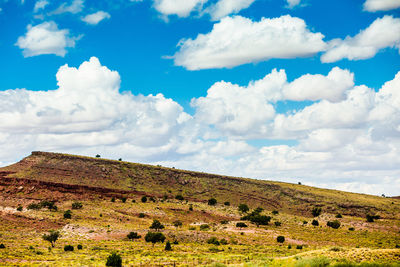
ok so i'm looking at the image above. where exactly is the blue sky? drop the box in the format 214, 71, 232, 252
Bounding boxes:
1, 0, 400, 195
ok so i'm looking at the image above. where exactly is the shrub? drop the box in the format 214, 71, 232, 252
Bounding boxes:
132, 199, 136, 203
288, 244, 292, 249
141, 196, 147, 203
106, 252, 122, 267
296, 245, 303, 249
207, 237, 220, 245
220, 239, 228, 245
165, 241, 172, 251
27, 203, 40, 210
127, 232, 141, 240
95, 154, 101, 158
327, 220, 341, 229
77, 244, 83, 250
189, 204, 193, 211
149, 197, 156, 202
238, 203, 249, 213
274, 221, 282, 227
111, 197, 115, 203
366, 214, 380, 222
138, 213, 145, 218
173, 240, 179, 245
121, 197, 127, 203
64, 245, 74, 251
312, 207, 322, 217
72, 202, 83, 209
173, 220, 182, 228
395, 244, 400, 248
272, 210, 279, 215
208, 198, 217, 206
224, 201, 230, 206
0, 244, 5, 249
277, 236, 285, 243
220, 220, 229, 224
246, 214, 271, 226
303, 220, 308, 225
145, 232, 165, 246
236, 222, 247, 229
312, 219, 319, 226
16, 205, 23, 211
149, 219, 164, 231
175, 194, 184, 201
335, 213, 343, 218
42, 230, 60, 247
200, 224, 210, 231
63, 210, 72, 219
348, 227, 355, 231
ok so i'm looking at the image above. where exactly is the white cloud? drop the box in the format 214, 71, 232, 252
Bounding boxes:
34, 0, 49, 12
286, 0, 301, 8
283, 67, 354, 102
321, 15, 400, 63
206, 0, 256, 21
2, 58, 400, 196
50, 0, 84, 15
153, 0, 207, 18
82, 11, 111, 25
363, 0, 400, 11
15, 21, 80, 57
173, 15, 326, 70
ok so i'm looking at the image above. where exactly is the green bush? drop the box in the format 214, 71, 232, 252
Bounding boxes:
208, 198, 217, 206
366, 214, 380, 222
312, 207, 322, 217
64, 245, 74, 251
27, 203, 40, 210
224, 201, 230, 206
71, 202, 83, 209
77, 244, 83, 250
335, 213, 343, 218
312, 219, 319, 226
145, 232, 165, 245
220, 239, 228, 245
277, 236, 285, 243
189, 204, 193, 211
127, 232, 141, 240
296, 245, 303, 249
42, 230, 60, 247
238, 203, 249, 213
348, 227, 355, 231
141, 196, 147, 203
149, 219, 164, 231
121, 197, 127, 203
0, 244, 5, 249
274, 221, 282, 227
327, 220, 341, 229
207, 237, 220, 245
16, 205, 23, 211
200, 224, 210, 231
138, 213, 145, 218
165, 241, 172, 251
63, 210, 72, 219
236, 222, 247, 229
175, 194, 184, 201
220, 220, 229, 224
106, 252, 122, 267
173, 220, 183, 228
272, 210, 279, 215
111, 197, 115, 202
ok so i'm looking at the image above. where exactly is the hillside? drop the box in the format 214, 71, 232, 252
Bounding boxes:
0, 152, 399, 266
1, 151, 398, 218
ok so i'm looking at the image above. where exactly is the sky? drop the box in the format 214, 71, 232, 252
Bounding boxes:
1, 0, 400, 196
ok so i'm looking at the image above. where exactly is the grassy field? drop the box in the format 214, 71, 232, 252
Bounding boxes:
0, 152, 399, 266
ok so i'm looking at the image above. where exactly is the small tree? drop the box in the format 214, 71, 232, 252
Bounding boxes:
127, 232, 141, 240
72, 202, 83, 209
145, 232, 166, 246
175, 194, 184, 201
149, 219, 164, 231
95, 154, 101, 158
312, 207, 322, 217
236, 222, 247, 229
277, 236, 285, 243
42, 230, 60, 247
173, 220, 182, 228
141, 196, 147, 203
63, 210, 72, 219
327, 220, 341, 229
238, 204, 249, 213
312, 219, 319, 226
121, 197, 127, 203
165, 241, 172, 251
106, 252, 122, 267
208, 198, 217, 206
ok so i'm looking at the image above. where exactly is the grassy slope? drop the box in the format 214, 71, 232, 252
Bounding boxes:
0, 152, 399, 266
1, 151, 398, 218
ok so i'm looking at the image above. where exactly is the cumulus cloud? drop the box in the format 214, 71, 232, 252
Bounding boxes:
321, 15, 400, 63
2, 58, 400, 196
153, 0, 207, 18
363, 0, 400, 11
206, 0, 256, 21
82, 11, 111, 25
15, 21, 80, 57
173, 15, 326, 70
